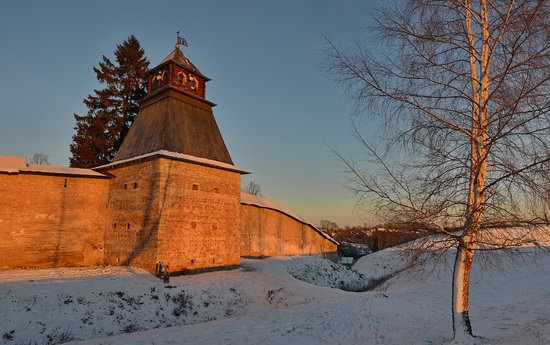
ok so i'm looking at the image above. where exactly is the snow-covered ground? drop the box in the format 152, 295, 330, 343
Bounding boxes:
1, 248, 548, 345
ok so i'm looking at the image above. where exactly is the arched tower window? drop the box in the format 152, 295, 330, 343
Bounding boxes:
177, 72, 187, 84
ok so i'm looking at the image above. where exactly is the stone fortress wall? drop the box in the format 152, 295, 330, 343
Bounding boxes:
102, 157, 242, 274
153, 158, 242, 274
0, 157, 108, 270
240, 193, 338, 257
0, 43, 339, 274
0, 156, 337, 272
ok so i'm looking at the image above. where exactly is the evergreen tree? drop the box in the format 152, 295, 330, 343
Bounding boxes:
70, 35, 149, 168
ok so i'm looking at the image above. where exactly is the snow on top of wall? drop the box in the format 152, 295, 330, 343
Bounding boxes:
240, 193, 339, 245
95, 150, 249, 174
0, 155, 27, 171
0, 155, 109, 178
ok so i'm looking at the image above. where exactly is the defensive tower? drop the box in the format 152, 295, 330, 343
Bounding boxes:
97, 37, 248, 274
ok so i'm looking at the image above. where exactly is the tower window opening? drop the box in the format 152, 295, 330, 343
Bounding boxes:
189, 77, 196, 90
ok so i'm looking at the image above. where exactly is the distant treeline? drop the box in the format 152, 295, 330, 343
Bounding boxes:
320, 221, 433, 251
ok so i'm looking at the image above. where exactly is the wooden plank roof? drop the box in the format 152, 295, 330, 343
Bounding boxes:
113, 89, 234, 165
159, 48, 209, 80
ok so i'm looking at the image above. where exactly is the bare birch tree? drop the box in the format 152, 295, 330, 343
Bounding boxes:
242, 180, 263, 196
30, 153, 50, 165
324, 0, 550, 341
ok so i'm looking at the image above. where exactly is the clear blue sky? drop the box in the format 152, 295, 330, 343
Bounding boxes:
0, 0, 382, 226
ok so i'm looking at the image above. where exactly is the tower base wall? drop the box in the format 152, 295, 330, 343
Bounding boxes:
103, 159, 162, 272
103, 157, 241, 274
155, 158, 241, 274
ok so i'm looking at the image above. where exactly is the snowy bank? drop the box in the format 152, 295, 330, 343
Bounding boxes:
0, 248, 548, 345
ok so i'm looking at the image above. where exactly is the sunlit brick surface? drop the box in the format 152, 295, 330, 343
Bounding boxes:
0, 174, 108, 269
240, 204, 337, 257
104, 158, 241, 273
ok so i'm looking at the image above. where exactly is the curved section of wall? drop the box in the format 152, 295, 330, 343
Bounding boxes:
240, 193, 338, 257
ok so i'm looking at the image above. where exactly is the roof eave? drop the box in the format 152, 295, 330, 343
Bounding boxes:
94, 150, 250, 175
144, 84, 217, 107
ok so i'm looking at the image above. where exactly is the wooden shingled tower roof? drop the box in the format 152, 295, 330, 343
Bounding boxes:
113, 44, 234, 165
159, 48, 209, 80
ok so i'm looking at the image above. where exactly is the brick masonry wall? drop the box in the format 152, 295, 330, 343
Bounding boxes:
104, 158, 241, 274
0, 173, 108, 269
240, 204, 338, 257
0, 159, 334, 273
155, 158, 241, 273
104, 159, 163, 272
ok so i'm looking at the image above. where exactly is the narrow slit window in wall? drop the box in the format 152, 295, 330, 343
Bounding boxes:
64, 179, 68, 188
192, 183, 199, 191
124, 184, 127, 190
191, 259, 195, 264
133, 182, 138, 189
113, 222, 117, 230
127, 223, 130, 230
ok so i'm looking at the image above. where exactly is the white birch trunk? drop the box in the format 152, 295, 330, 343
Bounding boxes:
452, 246, 475, 340
453, 0, 489, 340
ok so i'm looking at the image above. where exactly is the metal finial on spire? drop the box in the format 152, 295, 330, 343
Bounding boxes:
175, 31, 188, 50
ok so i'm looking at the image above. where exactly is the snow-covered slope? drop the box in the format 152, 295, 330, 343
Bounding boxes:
286, 256, 370, 291
1, 247, 549, 345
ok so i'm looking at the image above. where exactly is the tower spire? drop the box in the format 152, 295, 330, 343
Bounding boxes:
175, 31, 188, 50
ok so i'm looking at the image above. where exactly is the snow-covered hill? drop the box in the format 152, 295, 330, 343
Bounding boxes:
1, 247, 548, 345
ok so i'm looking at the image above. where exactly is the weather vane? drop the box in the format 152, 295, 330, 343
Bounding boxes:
175, 31, 188, 50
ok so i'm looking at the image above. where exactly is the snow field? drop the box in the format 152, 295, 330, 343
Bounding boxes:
0, 245, 549, 345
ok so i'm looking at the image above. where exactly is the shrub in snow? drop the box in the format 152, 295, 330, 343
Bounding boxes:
172, 291, 194, 317
2, 331, 14, 341
121, 324, 142, 334
45, 326, 74, 345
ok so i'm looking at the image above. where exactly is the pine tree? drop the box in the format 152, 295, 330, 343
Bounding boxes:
70, 35, 149, 168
